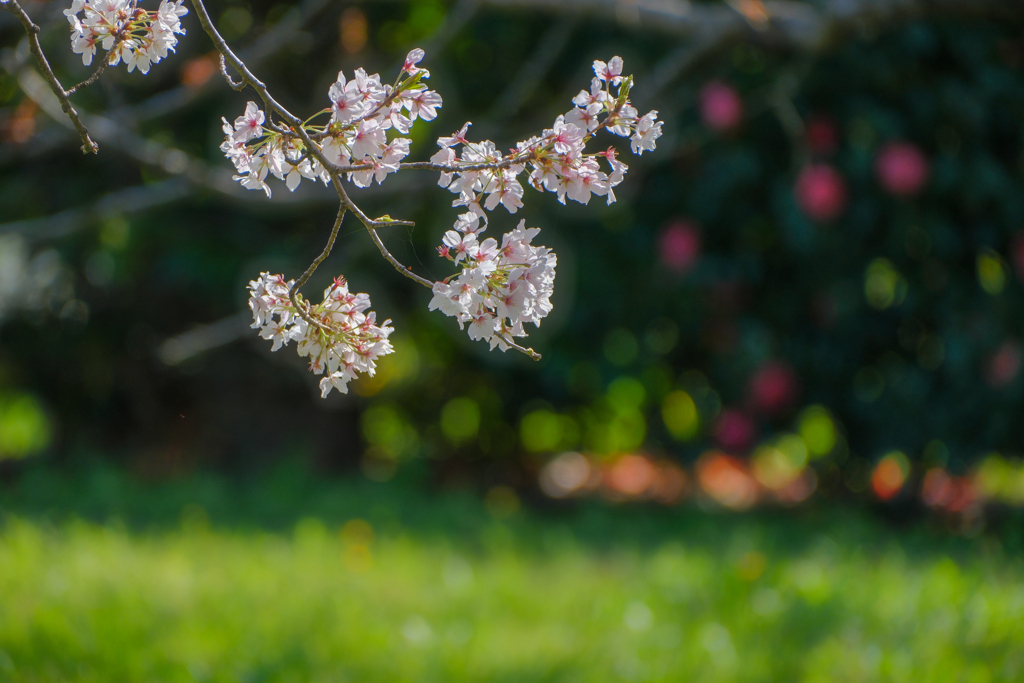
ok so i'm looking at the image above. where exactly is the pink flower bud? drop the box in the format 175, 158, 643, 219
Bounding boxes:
699, 81, 743, 133
795, 164, 848, 222
874, 141, 930, 196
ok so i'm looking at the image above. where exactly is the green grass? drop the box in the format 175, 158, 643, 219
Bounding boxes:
1, 465, 1023, 682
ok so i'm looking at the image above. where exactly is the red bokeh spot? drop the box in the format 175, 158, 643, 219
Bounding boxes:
985, 339, 1022, 388
922, 468, 976, 513
659, 221, 701, 272
806, 114, 839, 157
699, 81, 743, 133
748, 362, 799, 416
874, 141, 930, 196
774, 470, 817, 506
795, 164, 848, 222
714, 409, 756, 453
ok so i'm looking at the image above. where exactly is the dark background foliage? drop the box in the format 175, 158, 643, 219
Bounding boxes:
1, 0, 1024, 506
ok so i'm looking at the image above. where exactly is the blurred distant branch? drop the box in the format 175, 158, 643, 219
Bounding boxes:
489, 15, 576, 122
0, 178, 192, 239
475, 0, 1022, 41
0, 0, 98, 153
157, 311, 252, 365
477, 0, 1024, 103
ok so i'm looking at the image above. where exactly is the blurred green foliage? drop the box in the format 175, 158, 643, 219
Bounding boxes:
1, 467, 1023, 681
0, 393, 49, 462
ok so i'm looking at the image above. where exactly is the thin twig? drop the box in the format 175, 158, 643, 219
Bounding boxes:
334, 181, 433, 289
498, 333, 542, 361
1, 0, 98, 153
289, 205, 347, 332
218, 54, 244, 91
66, 57, 111, 97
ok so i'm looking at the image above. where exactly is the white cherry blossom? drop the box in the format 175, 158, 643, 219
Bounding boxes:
66, 0, 186, 71
247, 273, 394, 398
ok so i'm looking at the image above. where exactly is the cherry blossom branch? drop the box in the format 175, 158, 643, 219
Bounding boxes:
197, 0, 658, 367
0, 0, 99, 154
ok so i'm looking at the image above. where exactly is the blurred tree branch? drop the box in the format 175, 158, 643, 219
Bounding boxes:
0, 0, 99, 153
476, 0, 1024, 104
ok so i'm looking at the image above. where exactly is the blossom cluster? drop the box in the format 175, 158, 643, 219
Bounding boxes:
224, 50, 662, 382
429, 218, 556, 352
221, 49, 442, 197
65, 0, 187, 74
429, 56, 662, 216
248, 273, 394, 398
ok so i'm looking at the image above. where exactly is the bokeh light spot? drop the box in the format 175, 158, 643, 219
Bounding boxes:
871, 451, 910, 500
521, 410, 562, 452
977, 249, 1006, 295
662, 390, 699, 441
0, 394, 49, 460
604, 328, 638, 366
864, 258, 907, 310
607, 376, 646, 414
361, 404, 418, 459
798, 406, 836, 456
696, 451, 758, 510
539, 452, 592, 498
339, 7, 368, 54
440, 397, 480, 446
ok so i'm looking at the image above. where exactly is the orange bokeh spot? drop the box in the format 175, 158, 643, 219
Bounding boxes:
871, 454, 908, 500
4, 99, 37, 144
604, 454, 657, 497
181, 54, 217, 89
696, 451, 758, 510
650, 463, 689, 505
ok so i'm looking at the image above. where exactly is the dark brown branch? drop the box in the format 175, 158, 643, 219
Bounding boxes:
1, 0, 98, 154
